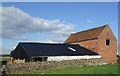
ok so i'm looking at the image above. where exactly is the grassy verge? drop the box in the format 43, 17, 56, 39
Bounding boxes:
15, 64, 118, 74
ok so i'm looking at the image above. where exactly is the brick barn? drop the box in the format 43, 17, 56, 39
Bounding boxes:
64, 25, 117, 63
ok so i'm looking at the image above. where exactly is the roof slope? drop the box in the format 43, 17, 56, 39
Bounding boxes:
64, 25, 107, 43
11, 43, 99, 58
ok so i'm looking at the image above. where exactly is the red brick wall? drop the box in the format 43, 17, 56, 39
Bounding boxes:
71, 39, 98, 53
97, 26, 117, 63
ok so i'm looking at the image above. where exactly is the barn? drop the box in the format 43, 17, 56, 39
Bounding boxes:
11, 43, 100, 62
64, 25, 117, 63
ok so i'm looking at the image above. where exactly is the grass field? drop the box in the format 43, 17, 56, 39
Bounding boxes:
16, 64, 118, 74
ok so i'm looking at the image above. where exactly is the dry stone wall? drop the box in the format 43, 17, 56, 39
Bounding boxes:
4, 58, 107, 74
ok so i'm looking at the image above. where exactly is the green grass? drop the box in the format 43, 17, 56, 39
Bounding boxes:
0, 57, 11, 61
16, 64, 118, 74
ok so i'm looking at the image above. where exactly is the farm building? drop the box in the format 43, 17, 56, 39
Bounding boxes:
10, 25, 117, 63
64, 25, 117, 63
11, 43, 101, 62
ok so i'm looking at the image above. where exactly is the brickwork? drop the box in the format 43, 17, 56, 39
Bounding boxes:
71, 39, 98, 53
97, 25, 117, 63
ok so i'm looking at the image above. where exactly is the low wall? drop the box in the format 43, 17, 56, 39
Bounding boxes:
4, 58, 107, 74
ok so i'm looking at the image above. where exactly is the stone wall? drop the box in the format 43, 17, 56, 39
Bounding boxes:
3, 58, 108, 74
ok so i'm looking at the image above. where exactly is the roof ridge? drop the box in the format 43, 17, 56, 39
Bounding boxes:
64, 24, 109, 43
19, 42, 78, 45
71, 24, 107, 35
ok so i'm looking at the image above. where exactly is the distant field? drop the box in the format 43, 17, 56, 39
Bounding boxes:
16, 64, 118, 74
0, 57, 11, 61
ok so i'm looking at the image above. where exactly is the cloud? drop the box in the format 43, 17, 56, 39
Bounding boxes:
87, 20, 95, 23
1, 7, 75, 42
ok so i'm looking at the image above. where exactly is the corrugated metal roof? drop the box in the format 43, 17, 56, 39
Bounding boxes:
64, 25, 107, 43
11, 42, 99, 58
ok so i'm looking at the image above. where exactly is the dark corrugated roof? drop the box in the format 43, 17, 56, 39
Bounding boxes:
12, 42, 99, 58
64, 25, 107, 43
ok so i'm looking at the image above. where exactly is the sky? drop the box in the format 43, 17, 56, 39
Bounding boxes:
1, 2, 119, 55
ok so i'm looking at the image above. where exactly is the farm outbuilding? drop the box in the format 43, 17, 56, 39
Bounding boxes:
11, 43, 100, 62
10, 24, 117, 63
64, 25, 117, 63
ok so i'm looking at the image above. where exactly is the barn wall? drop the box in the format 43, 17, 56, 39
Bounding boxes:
12, 59, 25, 63
71, 39, 98, 53
47, 55, 101, 61
98, 26, 117, 63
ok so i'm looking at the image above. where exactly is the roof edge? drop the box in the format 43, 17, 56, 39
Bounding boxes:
97, 24, 108, 38
71, 24, 108, 35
